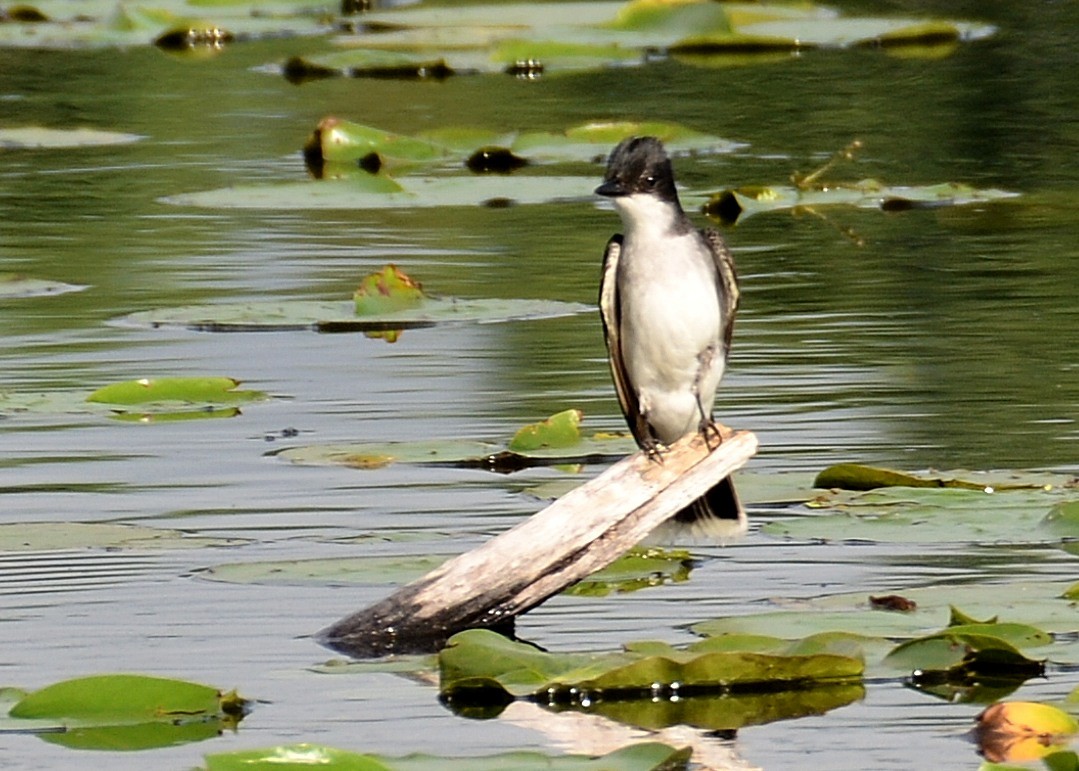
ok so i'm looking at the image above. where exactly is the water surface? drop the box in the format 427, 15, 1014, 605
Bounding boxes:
1, 3, 1077, 768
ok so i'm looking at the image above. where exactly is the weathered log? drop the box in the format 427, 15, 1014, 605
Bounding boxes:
317, 427, 758, 657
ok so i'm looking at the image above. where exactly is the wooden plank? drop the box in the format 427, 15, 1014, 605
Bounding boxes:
317, 426, 757, 657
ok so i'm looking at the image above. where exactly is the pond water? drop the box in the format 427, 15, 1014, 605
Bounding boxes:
1, 1, 1077, 768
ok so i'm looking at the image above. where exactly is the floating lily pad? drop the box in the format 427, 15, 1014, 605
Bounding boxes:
701, 179, 1018, 224
0, 273, 87, 298
4, 674, 246, 751
693, 580, 1079, 643
276, 433, 633, 473
119, 297, 591, 333
508, 409, 583, 452
811, 463, 1059, 492
195, 554, 450, 587
0, 0, 333, 49
567, 548, 694, 597
0, 522, 242, 552
0, 375, 269, 420
764, 482, 1079, 546
162, 174, 595, 210
298, 0, 994, 79
202, 742, 691, 771
303, 117, 742, 171
439, 628, 863, 700
86, 376, 265, 406
354, 264, 426, 316
0, 126, 143, 148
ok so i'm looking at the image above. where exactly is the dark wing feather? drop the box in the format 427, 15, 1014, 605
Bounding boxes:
703, 228, 740, 358
599, 235, 652, 449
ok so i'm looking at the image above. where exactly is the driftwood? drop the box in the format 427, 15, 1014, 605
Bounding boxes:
317, 427, 758, 657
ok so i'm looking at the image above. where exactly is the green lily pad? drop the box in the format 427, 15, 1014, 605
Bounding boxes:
439, 628, 863, 700
86, 376, 265, 406
303, 1, 994, 79
276, 432, 633, 473
202, 742, 691, 771
700, 179, 1018, 225
508, 409, 583, 452
303, 117, 742, 171
0, 273, 87, 298
0, 522, 242, 552
276, 409, 631, 472
0, 126, 143, 148
566, 548, 693, 597
885, 632, 1044, 677
1, 376, 268, 420
119, 297, 591, 333
195, 554, 450, 587
162, 174, 595, 210
763, 480, 1079, 545
4, 674, 246, 750
353, 265, 426, 316
693, 580, 1079, 643
0, 0, 333, 49
811, 463, 1054, 491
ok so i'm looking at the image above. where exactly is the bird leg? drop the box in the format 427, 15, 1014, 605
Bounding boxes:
641, 433, 668, 464
692, 345, 723, 450
697, 410, 723, 450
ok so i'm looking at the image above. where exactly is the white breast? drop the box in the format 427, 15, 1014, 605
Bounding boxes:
613, 194, 726, 444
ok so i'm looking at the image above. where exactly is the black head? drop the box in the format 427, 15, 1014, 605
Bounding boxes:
595, 136, 680, 206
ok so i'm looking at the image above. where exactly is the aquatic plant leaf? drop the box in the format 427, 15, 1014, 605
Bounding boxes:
302, 117, 741, 174
734, 16, 994, 49
0, 126, 143, 148
1042, 501, 1079, 542
120, 297, 591, 333
304, 117, 450, 166
0, 0, 333, 49
161, 175, 594, 210
0, 273, 86, 298
276, 432, 632, 472
693, 580, 1079, 645
508, 409, 583, 452
565, 547, 693, 597
701, 180, 1018, 225
975, 702, 1079, 765
202, 742, 691, 771
86, 376, 265, 406
196, 554, 450, 587
884, 630, 1046, 674
439, 629, 863, 699
763, 480, 1079, 545
319, 1, 993, 79
9, 674, 242, 726
0, 522, 241, 552
353, 265, 426, 316
812, 464, 1058, 492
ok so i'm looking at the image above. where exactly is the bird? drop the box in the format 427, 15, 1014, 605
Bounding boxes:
595, 136, 745, 540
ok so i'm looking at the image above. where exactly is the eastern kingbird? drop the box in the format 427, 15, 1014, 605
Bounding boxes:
596, 136, 745, 539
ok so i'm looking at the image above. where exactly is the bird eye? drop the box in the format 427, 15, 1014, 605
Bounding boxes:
643, 175, 656, 188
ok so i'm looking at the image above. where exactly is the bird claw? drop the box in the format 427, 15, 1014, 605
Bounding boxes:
699, 418, 723, 450
643, 438, 668, 464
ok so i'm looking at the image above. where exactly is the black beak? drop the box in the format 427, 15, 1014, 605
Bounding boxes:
595, 179, 626, 197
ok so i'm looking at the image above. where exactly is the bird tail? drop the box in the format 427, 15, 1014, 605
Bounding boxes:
645, 475, 747, 543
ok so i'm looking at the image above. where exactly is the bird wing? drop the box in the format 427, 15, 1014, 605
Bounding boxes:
703, 228, 740, 358
599, 234, 652, 448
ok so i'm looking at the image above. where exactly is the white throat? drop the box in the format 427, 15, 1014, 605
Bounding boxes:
612, 193, 683, 243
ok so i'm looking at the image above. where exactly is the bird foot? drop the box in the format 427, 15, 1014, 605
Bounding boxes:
643, 438, 669, 464
699, 418, 724, 451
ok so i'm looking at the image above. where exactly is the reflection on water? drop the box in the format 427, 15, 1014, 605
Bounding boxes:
0, 4, 1077, 769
